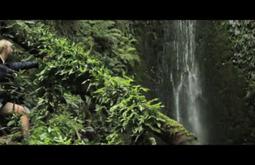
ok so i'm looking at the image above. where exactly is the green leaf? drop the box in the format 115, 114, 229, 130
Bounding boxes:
7, 120, 16, 127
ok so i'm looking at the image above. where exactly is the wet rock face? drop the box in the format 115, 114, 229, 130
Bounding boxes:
134, 21, 206, 143
134, 20, 248, 144
172, 132, 197, 145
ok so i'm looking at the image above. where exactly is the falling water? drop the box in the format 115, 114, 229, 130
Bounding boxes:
169, 20, 206, 144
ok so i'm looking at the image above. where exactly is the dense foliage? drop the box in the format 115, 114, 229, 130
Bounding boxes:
224, 21, 255, 86
0, 20, 193, 144
222, 20, 255, 143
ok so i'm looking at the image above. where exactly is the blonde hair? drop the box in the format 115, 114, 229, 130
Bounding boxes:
0, 39, 13, 63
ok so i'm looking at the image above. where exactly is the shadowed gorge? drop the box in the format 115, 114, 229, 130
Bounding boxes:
0, 20, 253, 145
134, 20, 249, 144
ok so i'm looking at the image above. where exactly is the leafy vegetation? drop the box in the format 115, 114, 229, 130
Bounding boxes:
221, 21, 255, 142
0, 20, 194, 144
223, 21, 255, 86
45, 20, 140, 75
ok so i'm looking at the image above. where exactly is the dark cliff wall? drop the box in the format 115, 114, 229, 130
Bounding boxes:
133, 20, 248, 144
196, 21, 247, 144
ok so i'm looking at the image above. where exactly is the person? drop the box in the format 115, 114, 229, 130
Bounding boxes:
0, 39, 30, 138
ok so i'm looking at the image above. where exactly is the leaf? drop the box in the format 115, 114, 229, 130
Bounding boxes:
7, 120, 16, 127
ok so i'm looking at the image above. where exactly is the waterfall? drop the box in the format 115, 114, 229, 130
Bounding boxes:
138, 20, 207, 144
168, 20, 206, 144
